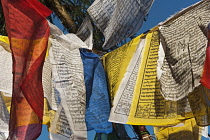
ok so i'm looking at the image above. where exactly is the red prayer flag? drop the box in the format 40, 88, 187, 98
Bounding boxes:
201, 23, 210, 89
1, 0, 52, 139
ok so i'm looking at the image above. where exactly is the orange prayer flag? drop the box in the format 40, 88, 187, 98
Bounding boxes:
1, 0, 52, 139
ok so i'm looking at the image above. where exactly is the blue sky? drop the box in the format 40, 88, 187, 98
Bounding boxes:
38, 0, 210, 139
138, 0, 201, 34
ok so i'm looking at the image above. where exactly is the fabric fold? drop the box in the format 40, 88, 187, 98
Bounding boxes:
49, 23, 87, 139
1, 0, 52, 139
159, 0, 210, 101
87, 0, 154, 49
80, 49, 113, 134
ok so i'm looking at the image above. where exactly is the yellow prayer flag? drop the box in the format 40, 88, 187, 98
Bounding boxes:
1, 93, 11, 112
0, 35, 11, 52
0, 93, 55, 127
0, 35, 9, 44
102, 35, 143, 103
154, 118, 201, 140
188, 85, 210, 126
127, 29, 192, 125
43, 98, 50, 125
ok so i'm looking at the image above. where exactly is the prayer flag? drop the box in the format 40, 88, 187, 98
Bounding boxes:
1, 0, 52, 139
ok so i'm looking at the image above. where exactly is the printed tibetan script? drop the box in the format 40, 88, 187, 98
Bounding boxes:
88, 0, 154, 49
109, 36, 144, 123
102, 37, 138, 103
49, 37, 87, 139
104, 30, 198, 126
76, 17, 93, 50
159, 0, 210, 101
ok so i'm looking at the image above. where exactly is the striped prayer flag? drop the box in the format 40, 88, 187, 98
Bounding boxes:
1, 0, 52, 139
